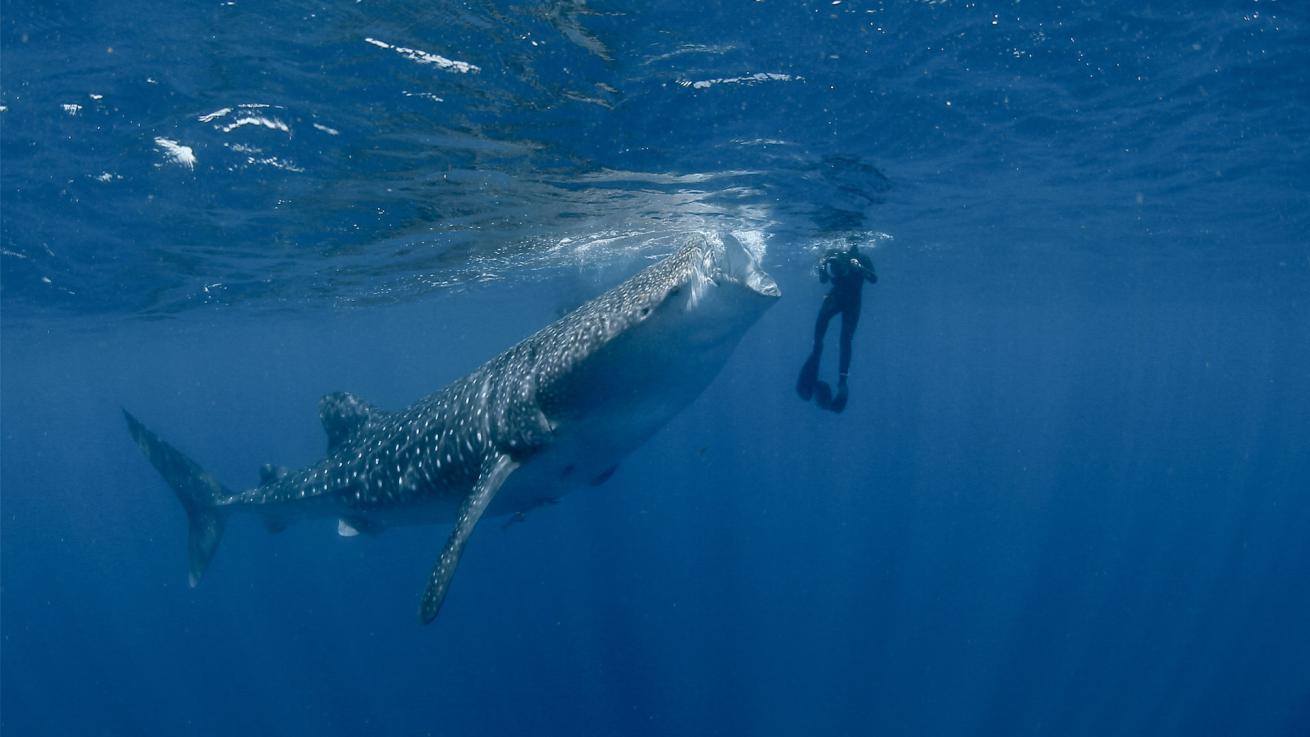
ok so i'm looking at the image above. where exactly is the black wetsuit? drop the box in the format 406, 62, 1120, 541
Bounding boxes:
797, 247, 877, 412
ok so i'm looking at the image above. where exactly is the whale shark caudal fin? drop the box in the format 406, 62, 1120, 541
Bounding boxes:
418, 453, 519, 624
122, 410, 231, 588
318, 391, 382, 452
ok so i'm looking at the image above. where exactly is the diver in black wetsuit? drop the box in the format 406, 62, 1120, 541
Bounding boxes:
796, 242, 877, 413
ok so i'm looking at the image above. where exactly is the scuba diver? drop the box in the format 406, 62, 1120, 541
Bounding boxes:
796, 241, 877, 413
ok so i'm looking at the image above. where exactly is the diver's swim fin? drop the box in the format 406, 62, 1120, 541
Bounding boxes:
813, 380, 848, 413
797, 350, 821, 400
813, 380, 833, 409
829, 381, 849, 414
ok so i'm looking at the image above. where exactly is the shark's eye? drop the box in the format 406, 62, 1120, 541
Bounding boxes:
668, 287, 682, 296
639, 306, 651, 317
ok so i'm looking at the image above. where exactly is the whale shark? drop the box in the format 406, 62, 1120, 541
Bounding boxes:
124, 232, 780, 623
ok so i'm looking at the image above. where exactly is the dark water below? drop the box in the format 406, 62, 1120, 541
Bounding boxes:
3, 1, 1309, 735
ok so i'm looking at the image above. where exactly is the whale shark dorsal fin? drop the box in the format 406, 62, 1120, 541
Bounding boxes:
259, 464, 289, 486
418, 453, 519, 624
318, 391, 380, 452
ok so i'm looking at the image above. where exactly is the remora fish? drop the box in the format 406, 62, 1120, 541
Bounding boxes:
124, 232, 780, 623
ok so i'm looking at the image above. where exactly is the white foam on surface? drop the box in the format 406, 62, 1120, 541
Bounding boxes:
804, 231, 894, 256
198, 107, 232, 122
219, 116, 290, 134
403, 90, 445, 102
676, 72, 801, 90
154, 137, 196, 169
365, 37, 479, 74
244, 156, 303, 173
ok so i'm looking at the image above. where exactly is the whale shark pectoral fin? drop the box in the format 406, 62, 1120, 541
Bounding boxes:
337, 516, 380, 537
418, 453, 519, 624
589, 464, 619, 486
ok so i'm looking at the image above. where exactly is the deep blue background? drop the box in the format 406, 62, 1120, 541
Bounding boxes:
4, 1, 1310, 735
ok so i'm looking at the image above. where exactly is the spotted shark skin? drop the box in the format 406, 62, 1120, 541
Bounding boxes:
124, 232, 780, 623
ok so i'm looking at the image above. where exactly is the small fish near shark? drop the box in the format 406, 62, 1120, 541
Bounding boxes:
124, 232, 780, 623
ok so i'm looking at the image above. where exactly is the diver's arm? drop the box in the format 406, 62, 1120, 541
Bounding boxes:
818, 251, 839, 283
858, 257, 878, 284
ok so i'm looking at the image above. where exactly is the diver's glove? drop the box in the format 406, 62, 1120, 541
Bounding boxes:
856, 260, 877, 283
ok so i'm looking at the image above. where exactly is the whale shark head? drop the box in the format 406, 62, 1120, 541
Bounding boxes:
524, 231, 780, 457
658, 231, 781, 350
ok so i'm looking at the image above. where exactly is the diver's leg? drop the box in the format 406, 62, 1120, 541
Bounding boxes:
798, 294, 840, 400
813, 293, 840, 347
837, 300, 860, 377
829, 301, 861, 413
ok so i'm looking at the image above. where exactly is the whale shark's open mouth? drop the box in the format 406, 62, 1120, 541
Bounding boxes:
689, 231, 782, 304
720, 234, 781, 298
743, 266, 781, 298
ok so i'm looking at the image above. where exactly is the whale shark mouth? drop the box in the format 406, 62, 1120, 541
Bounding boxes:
690, 231, 781, 304
742, 264, 781, 298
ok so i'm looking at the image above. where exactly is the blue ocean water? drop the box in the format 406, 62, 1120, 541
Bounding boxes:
3, 0, 1309, 734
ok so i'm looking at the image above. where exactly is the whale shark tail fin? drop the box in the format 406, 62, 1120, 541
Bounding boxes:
123, 409, 231, 587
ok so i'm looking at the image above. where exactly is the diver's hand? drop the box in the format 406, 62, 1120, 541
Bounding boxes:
851, 258, 877, 283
